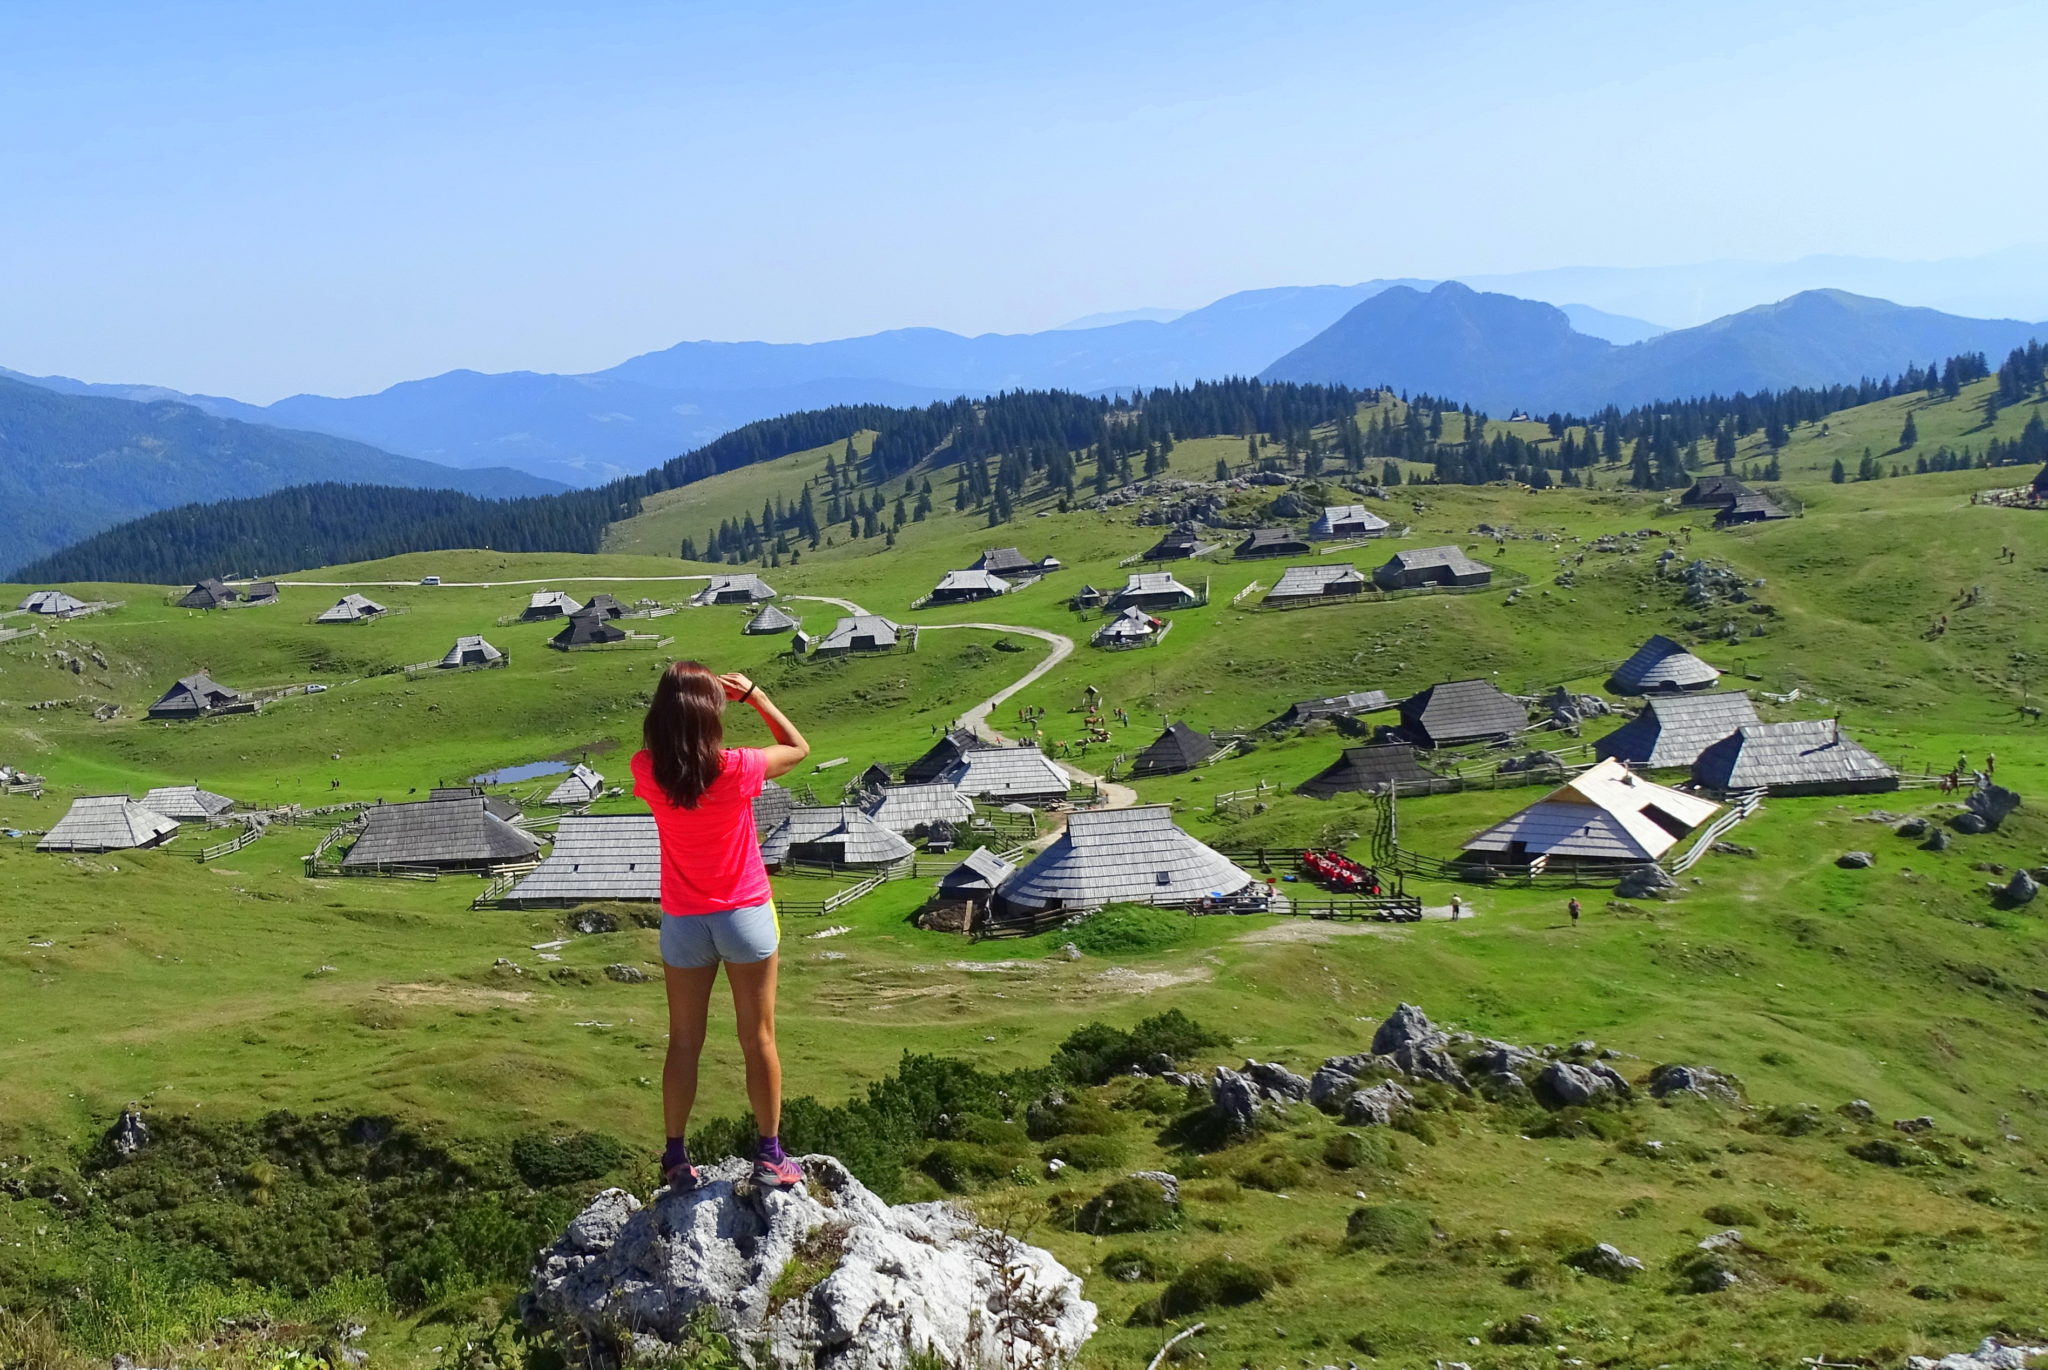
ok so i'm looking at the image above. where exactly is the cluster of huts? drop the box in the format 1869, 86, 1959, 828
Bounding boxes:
923, 548, 1058, 605
1683, 474, 1791, 525
176, 578, 279, 610
38, 784, 238, 852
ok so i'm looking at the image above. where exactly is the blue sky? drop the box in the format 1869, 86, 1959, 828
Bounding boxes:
4, 0, 2045, 400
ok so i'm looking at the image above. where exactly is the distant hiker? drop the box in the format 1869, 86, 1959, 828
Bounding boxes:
635, 660, 811, 1193
1449, 893, 1462, 921
1567, 896, 1582, 927
1986, 752, 1996, 777
1958, 751, 1968, 774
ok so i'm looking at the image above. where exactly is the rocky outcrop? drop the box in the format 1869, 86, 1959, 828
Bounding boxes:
1906, 1340, 2048, 1370
1837, 851, 1874, 869
1535, 1060, 1632, 1108
1616, 864, 1680, 899
1645, 1064, 1739, 1103
1341, 1081, 1415, 1127
1998, 868, 2038, 906
526, 1157, 1096, 1370
1371, 1003, 1447, 1055
1567, 1242, 1644, 1281
1965, 785, 2022, 833
1239, 1059, 1312, 1104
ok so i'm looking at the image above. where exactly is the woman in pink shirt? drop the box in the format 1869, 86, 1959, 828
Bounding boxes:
632, 660, 810, 1190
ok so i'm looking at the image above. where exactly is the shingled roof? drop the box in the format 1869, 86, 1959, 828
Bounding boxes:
744, 604, 801, 634
343, 795, 542, 869
504, 815, 661, 904
18, 590, 86, 616
1717, 491, 1791, 523
806, 615, 902, 652
1595, 691, 1761, 769
1692, 720, 1898, 795
551, 610, 627, 648
582, 593, 628, 619
1128, 722, 1220, 777
1236, 527, 1310, 558
316, 593, 386, 623
542, 764, 605, 806
906, 729, 988, 784
1264, 563, 1366, 603
1463, 758, 1721, 864
1610, 634, 1721, 693
759, 805, 916, 867
1398, 679, 1528, 747
1144, 525, 1201, 559
943, 745, 1072, 802
1113, 571, 1198, 607
1092, 607, 1164, 644
993, 805, 1251, 916
523, 589, 583, 619
1309, 504, 1391, 537
139, 785, 237, 820
1373, 545, 1493, 588
429, 785, 521, 822
971, 547, 1036, 576
1295, 743, 1446, 799
860, 782, 978, 834
439, 636, 502, 667
147, 672, 241, 718
38, 795, 180, 851
938, 846, 1017, 898
1275, 690, 1392, 727
177, 578, 235, 609
930, 569, 1012, 599
1682, 474, 1752, 507
753, 779, 795, 838
691, 574, 777, 606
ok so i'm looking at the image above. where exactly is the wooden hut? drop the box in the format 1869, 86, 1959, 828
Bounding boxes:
938, 847, 1017, 903
970, 547, 1038, 579
147, 672, 242, 720
1309, 504, 1391, 538
861, 782, 978, 836
907, 729, 988, 784
18, 590, 87, 617
1112, 571, 1200, 611
439, 636, 503, 668
1236, 527, 1311, 559
522, 589, 583, 620
541, 764, 605, 806
943, 745, 1071, 805
759, 806, 915, 869
1262, 563, 1366, 606
1595, 691, 1760, 770
1092, 606, 1164, 648
799, 615, 904, 656
1295, 743, 1446, 799
551, 610, 627, 650
752, 778, 795, 838
1373, 546, 1493, 590
1127, 722, 1221, 777
1398, 678, 1527, 748
1716, 491, 1791, 525
928, 569, 1012, 604
38, 795, 180, 852
992, 805, 1252, 918
139, 785, 238, 821
343, 794, 541, 871
744, 604, 801, 635
1143, 525, 1201, 561
1681, 475, 1753, 508
1691, 720, 1897, 796
691, 575, 777, 606
316, 593, 386, 624
1462, 758, 1721, 868
1270, 691, 1392, 731
503, 815, 659, 905
1609, 634, 1720, 693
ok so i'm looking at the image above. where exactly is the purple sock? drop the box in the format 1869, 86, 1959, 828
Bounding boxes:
662, 1137, 690, 1169
756, 1134, 787, 1164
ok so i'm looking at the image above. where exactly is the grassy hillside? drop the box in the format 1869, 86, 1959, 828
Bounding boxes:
3, 430, 2046, 1366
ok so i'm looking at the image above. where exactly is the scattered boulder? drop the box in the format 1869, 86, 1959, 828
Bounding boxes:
1126, 1170, 1180, 1205
1840, 1099, 1876, 1123
1377, 1042, 1470, 1092
1906, 1339, 2048, 1370
1696, 1229, 1746, 1252
1615, 864, 1680, 900
1646, 1064, 1739, 1103
571, 910, 620, 935
1567, 1242, 1645, 1282
1950, 813, 1990, 835
1895, 816, 1929, 838
1209, 1068, 1268, 1134
1309, 1054, 1378, 1112
107, 1110, 150, 1160
1893, 1115, 1936, 1135
1922, 829, 1954, 852
1371, 1003, 1447, 1055
1341, 1081, 1415, 1128
603, 964, 649, 984
1837, 851, 1875, 869
526, 1157, 1097, 1370
1240, 1059, 1312, 1104
1965, 785, 2022, 833
1999, 869, 2038, 906
1535, 1060, 1632, 1109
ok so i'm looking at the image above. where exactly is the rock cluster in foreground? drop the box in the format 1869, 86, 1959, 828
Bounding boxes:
526, 1155, 1096, 1370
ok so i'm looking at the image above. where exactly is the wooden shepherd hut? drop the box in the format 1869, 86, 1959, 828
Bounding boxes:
992, 805, 1252, 918
1609, 634, 1720, 694
38, 796, 180, 852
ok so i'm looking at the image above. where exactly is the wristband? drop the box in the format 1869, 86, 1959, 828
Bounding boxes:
740, 684, 757, 704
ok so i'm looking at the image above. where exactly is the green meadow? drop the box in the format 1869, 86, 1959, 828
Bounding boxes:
2, 379, 2046, 1367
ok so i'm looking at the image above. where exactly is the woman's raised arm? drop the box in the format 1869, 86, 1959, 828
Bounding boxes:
719, 673, 809, 778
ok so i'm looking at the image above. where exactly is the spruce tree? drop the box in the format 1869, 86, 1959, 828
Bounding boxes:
1830, 457, 1847, 483
1898, 411, 1918, 448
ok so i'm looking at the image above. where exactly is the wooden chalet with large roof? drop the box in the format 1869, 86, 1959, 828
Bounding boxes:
38, 796, 180, 852
992, 805, 1253, 919
342, 793, 541, 872
502, 815, 659, 906
1262, 563, 1366, 606
1398, 678, 1527, 748
1143, 525, 1202, 561
1112, 571, 1201, 612
759, 806, 915, 869
1373, 546, 1493, 590
927, 569, 1013, 604
522, 589, 583, 620
691, 575, 777, 606
1462, 758, 1720, 869
1127, 722, 1222, 777
1609, 634, 1720, 693
1235, 527, 1311, 560
1692, 719, 1897, 796
1595, 691, 1761, 770
147, 672, 243, 720
1295, 743, 1448, 798
1309, 504, 1392, 539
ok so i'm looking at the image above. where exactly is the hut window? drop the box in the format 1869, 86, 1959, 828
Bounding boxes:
1156, 870, 1172, 886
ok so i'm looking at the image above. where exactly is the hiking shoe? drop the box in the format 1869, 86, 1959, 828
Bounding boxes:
753, 1154, 804, 1189
661, 1156, 700, 1192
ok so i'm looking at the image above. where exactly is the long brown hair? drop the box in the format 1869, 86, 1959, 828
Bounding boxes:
643, 660, 727, 808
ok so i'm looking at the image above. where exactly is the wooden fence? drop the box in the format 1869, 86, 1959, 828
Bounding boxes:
195, 824, 264, 863
1238, 567, 1531, 613
1665, 788, 1766, 874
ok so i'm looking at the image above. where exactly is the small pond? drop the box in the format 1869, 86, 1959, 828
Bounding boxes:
468, 760, 572, 785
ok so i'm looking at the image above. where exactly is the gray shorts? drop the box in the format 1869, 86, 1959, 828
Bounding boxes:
659, 901, 780, 969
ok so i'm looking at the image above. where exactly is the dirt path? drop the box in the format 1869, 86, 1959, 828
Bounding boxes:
271, 575, 719, 588
918, 621, 1138, 810
785, 594, 869, 615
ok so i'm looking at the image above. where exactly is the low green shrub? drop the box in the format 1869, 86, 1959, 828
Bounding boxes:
1065, 905, 1203, 957
1136, 1256, 1276, 1322
510, 1131, 629, 1188
1702, 1202, 1759, 1226
1342, 1203, 1435, 1255
1074, 1179, 1179, 1235
1052, 1010, 1226, 1084
916, 1142, 1023, 1193
1100, 1248, 1176, 1283
1025, 1092, 1120, 1140
1235, 1151, 1306, 1192
1038, 1133, 1130, 1171
1321, 1130, 1392, 1171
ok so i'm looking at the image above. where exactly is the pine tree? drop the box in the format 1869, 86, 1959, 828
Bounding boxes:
1898, 411, 1919, 448
1830, 457, 1847, 483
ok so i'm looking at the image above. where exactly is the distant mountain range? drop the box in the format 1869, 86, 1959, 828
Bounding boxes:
0, 376, 561, 576
1262, 284, 2048, 415
8, 267, 2045, 496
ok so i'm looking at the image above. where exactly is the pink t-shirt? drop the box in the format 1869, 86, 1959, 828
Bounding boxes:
630, 747, 772, 916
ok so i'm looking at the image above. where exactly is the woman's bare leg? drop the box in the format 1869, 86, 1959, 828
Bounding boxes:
662, 962, 719, 1139
724, 954, 783, 1137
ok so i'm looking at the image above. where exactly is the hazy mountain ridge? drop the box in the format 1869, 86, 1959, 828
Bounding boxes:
0, 377, 563, 576
1262, 283, 2048, 414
